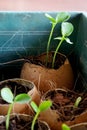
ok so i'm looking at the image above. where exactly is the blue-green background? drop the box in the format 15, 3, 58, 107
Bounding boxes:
0, 12, 87, 91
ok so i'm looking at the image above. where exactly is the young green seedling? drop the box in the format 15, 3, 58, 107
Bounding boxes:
74, 96, 82, 108
62, 123, 71, 130
52, 21, 74, 68
30, 100, 52, 130
1, 87, 31, 130
45, 12, 70, 66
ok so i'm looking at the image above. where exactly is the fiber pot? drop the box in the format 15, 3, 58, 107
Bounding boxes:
0, 78, 41, 115
41, 88, 87, 130
0, 114, 51, 130
70, 122, 87, 130
20, 52, 74, 94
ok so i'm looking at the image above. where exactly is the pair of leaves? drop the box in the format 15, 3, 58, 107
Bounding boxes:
1, 87, 31, 104
45, 12, 70, 25
31, 100, 52, 113
55, 22, 74, 44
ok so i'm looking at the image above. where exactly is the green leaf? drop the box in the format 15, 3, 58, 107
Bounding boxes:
65, 38, 73, 44
31, 101, 39, 113
74, 96, 82, 108
62, 124, 70, 130
1, 87, 14, 103
45, 13, 56, 23
39, 100, 52, 112
56, 12, 70, 23
61, 22, 74, 37
54, 37, 62, 40
14, 94, 31, 104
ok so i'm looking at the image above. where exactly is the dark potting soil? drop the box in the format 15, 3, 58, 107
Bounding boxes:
0, 115, 48, 130
25, 52, 66, 69
44, 89, 87, 122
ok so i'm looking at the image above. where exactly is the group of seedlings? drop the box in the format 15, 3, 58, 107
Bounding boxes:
0, 12, 81, 130
0, 87, 82, 130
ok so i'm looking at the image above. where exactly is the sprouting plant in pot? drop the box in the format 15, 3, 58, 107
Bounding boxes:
62, 123, 71, 130
62, 96, 82, 130
0, 87, 31, 130
20, 12, 74, 93
45, 12, 70, 66
52, 21, 74, 68
73, 96, 82, 108
30, 100, 52, 130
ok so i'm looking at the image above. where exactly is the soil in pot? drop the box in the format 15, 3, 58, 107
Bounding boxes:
41, 88, 87, 130
0, 78, 41, 115
0, 114, 50, 130
20, 52, 74, 94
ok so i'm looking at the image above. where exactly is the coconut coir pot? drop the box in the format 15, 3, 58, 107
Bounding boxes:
21, 52, 74, 94
0, 78, 41, 115
41, 88, 87, 130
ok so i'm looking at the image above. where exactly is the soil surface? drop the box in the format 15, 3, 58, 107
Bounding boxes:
0, 115, 49, 130
26, 52, 66, 69
43, 89, 87, 122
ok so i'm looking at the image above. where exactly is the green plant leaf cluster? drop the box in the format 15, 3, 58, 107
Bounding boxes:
30, 100, 52, 130
45, 12, 74, 68
45, 12, 70, 66
0, 87, 31, 130
45, 12, 70, 25
52, 21, 74, 68
0, 87, 52, 130
1, 87, 31, 104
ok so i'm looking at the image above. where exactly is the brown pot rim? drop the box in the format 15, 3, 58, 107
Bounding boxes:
0, 78, 40, 115
70, 122, 87, 130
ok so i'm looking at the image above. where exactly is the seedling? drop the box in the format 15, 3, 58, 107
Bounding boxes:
30, 100, 52, 130
45, 12, 70, 66
52, 21, 74, 68
0, 87, 31, 130
62, 123, 71, 130
74, 96, 82, 108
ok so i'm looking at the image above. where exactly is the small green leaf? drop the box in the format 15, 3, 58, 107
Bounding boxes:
62, 124, 70, 130
65, 38, 73, 44
56, 12, 70, 23
1, 87, 14, 103
45, 13, 56, 23
62, 22, 74, 37
54, 37, 62, 40
39, 100, 52, 112
74, 96, 82, 108
14, 94, 31, 104
31, 101, 39, 113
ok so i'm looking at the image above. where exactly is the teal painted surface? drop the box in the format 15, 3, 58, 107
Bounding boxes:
0, 12, 87, 91
0, 12, 80, 63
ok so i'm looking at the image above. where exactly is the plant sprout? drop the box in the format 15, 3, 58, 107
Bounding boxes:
52, 21, 74, 68
30, 100, 52, 130
1, 87, 31, 130
45, 12, 70, 66
74, 96, 82, 108
62, 123, 71, 130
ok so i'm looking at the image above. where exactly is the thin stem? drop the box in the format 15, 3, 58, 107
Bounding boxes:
6, 103, 13, 130
46, 24, 55, 66
52, 37, 65, 68
31, 110, 40, 130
